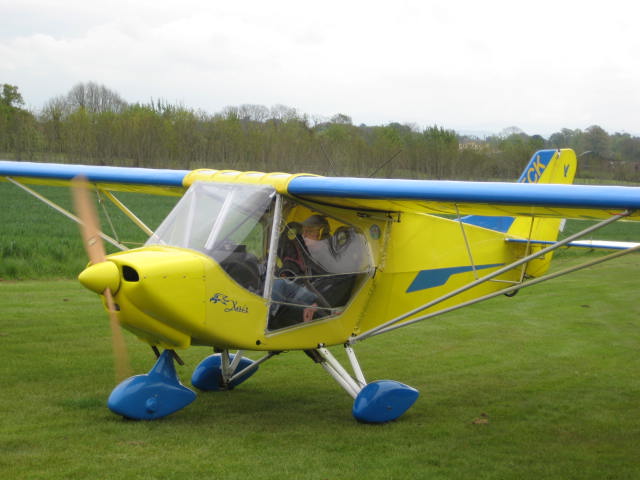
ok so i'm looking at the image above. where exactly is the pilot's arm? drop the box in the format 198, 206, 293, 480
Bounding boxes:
271, 278, 318, 322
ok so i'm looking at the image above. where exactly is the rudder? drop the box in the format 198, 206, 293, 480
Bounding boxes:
516, 148, 577, 185
508, 149, 577, 276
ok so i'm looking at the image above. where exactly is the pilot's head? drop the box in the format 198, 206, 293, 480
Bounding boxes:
302, 215, 329, 240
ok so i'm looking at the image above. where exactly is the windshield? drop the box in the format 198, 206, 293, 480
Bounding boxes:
146, 182, 276, 294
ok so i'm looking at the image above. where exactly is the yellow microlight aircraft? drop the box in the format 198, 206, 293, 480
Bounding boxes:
2, 149, 640, 422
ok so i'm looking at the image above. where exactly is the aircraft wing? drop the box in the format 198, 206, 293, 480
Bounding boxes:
0, 160, 189, 196
3, 160, 640, 220
287, 176, 640, 220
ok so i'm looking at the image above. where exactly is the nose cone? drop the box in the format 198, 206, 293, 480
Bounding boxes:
78, 261, 121, 294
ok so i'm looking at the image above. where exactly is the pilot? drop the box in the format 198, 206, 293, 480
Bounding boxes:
301, 214, 362, 274
267, 216, 328, 329
269, 213, 362, 329
301, 214, 330, 241
301, 214, 334, 270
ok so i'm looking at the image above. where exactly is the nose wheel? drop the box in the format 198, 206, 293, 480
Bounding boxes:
191, 351, 258, 391
108, 350, 196, 420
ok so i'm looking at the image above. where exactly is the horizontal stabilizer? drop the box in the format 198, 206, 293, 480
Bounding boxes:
506, 238, 640, 251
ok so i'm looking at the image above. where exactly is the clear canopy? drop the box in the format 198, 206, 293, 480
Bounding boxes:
146, 181, 375, 329
146, 182, 276, 294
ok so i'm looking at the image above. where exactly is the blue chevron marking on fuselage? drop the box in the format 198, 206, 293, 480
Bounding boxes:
406, 263, 504, 293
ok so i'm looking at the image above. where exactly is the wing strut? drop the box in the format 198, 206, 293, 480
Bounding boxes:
98, 189, 154, 237
352, 211, 635, 343
5, 177, 127, 251
455, 205, 480, 280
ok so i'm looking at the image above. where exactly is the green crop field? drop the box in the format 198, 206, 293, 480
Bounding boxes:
1, 180, 640, 479
0, 182, 179, 279
3, 180, 640, 280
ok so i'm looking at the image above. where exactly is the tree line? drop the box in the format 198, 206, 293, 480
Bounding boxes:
2, 82, 640, 182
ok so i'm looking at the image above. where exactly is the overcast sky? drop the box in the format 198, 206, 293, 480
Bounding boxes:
1, 0, 638, 136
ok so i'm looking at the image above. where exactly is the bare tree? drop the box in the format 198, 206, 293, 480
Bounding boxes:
66, 82, 127, 114
238, 104, 270, 122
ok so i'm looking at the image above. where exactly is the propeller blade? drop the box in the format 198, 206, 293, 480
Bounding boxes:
72, 175, 132, 382
72, 175, 106, 264
104, 288, 132, 381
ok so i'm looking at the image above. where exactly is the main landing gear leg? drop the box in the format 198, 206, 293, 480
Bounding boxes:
309, 345, 419, 423
191, 349, 276, 391
108, 350, 196, 420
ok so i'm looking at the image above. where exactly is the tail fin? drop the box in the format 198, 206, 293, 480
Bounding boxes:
516, 148, 577, 185
507, 149, 577, 276
461, 149, 577, 276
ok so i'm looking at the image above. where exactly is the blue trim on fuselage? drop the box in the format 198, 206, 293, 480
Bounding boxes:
0, 160, 189, 187
460, 215, 515, 232
406, 263, 504, 293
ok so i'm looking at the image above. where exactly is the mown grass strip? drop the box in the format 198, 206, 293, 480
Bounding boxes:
1, 255, 638, 479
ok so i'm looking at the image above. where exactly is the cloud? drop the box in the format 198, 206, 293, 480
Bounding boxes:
1, 0, 639, 134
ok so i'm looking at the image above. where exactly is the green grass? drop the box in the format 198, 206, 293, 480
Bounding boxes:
1, 255, 639, 479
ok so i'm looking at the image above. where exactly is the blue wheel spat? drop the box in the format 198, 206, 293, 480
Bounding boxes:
108, 350, 196, 420
352, 380, 419, 423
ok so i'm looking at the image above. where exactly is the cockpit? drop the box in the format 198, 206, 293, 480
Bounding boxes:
146, 182, 374, 331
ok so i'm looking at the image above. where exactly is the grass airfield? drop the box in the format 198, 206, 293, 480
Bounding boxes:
1, 182, 640, 478
1, 254, 639, 479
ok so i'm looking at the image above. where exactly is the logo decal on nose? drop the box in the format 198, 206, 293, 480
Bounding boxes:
210, 293, 249, 313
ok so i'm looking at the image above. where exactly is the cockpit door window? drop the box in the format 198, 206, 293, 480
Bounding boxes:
267, 199, 373, 330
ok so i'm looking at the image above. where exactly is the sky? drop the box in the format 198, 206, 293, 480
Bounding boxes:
1, 0, 639, 137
